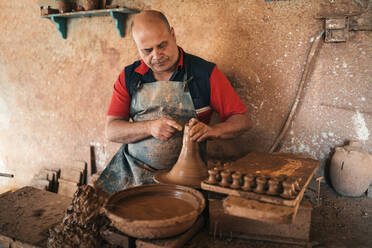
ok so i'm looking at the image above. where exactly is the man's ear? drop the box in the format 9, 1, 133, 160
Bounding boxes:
170, 27, 176, 40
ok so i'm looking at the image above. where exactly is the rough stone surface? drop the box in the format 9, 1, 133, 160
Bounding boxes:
0, 0, 371, 192
0, 187, 71, 247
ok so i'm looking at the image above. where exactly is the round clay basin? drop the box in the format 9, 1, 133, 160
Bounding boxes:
103, 184, 205, 239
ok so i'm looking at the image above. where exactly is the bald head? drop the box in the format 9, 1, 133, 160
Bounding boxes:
131, 10, 171, 35
130, 10, 179, 77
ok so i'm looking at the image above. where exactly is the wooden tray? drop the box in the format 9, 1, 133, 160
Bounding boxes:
223, 195, 300, 224
201, 152, 319, 207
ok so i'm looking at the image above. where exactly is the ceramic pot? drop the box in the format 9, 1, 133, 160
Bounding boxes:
154, 124, 209, 188
82, 0, 99, 10
57, 0, 71, 13
104, 184, 205, 239
330, 141, 372, 197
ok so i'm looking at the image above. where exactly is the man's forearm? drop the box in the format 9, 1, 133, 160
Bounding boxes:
188, 112, 251, 142
212, 113, 252, 139
106, 118, 152, 144
106, 116, 183, 143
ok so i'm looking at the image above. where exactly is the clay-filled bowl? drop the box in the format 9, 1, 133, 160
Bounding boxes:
103, 184, 205, 239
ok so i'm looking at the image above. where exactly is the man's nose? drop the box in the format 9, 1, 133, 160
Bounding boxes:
152, 48, 162, 60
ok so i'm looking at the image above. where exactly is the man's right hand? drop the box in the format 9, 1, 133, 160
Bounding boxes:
148, 117, 183, 141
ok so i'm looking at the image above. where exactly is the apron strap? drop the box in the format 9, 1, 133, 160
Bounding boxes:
134, 54, 195, 93
136, 79, 144, 90
183, 54, 194, 92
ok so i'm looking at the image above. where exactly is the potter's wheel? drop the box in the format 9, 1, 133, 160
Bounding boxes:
103, 184, 205, 239
154, 171, 203, 188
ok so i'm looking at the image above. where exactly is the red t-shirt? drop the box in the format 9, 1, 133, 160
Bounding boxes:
107, 49, 247, 124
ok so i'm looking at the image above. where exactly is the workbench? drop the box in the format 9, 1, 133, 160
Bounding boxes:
0, 164, 316, 248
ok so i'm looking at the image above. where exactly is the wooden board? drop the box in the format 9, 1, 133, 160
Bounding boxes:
209, 197, 312, 245
223, 195, 300, 224
201, 152, 319, 207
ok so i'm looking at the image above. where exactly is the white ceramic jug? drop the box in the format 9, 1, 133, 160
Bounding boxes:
330, 141, 372, 197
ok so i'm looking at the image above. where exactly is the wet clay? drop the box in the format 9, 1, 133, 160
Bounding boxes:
104, 184, 205, 239
154, 124, 208, 188
112, 193, 195, 220
47, 185, 109, 248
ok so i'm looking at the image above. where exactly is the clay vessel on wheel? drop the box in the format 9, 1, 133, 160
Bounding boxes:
154, 124, 209, 188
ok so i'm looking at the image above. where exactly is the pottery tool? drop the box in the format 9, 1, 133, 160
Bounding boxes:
0, 173, 14, 178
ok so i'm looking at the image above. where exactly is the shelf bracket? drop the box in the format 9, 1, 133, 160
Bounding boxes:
51, 16, 67, 39
110, 11, 126, 37
41, 8, 138, 39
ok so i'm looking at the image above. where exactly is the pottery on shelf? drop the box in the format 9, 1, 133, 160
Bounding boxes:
56, 0, 72, 13
82, 0, 99, 10
330, 141, 372, 197
154, 124, 209, 188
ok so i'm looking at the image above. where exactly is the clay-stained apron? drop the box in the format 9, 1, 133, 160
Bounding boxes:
96, 73, 198, 194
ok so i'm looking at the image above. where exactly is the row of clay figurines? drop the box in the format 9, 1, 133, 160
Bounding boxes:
204, 168, 302, 199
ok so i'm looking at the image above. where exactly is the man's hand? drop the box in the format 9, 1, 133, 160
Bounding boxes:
188, 118, 219, 142
149, 117, 183, 141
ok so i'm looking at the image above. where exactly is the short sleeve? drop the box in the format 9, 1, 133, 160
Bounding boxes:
106, 70, 131, 118
209, 66, 248, 122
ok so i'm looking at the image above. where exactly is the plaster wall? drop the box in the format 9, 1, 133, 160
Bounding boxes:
0, 0, 371, 192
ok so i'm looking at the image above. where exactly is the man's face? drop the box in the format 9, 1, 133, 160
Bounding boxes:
132, 23, 179, 74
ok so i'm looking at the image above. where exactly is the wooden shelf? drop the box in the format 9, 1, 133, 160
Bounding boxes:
41, 7, 139, 39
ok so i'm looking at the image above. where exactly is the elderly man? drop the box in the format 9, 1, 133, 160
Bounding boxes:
95, 10, 251, 193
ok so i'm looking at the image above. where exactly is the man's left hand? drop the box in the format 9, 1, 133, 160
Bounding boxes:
188, 118, 219, 142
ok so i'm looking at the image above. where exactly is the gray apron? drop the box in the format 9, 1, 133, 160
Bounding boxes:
96, 71, 200, 193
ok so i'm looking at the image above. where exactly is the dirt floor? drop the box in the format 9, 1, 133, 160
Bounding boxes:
186, 180, 372, 248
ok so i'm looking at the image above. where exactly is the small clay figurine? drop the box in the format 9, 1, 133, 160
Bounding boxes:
213, 167, 222, 181
206, 169, 218, 185
281, 179, 296, 199
231, 172, 242, 189
254, 175, 268, 194
293, 178, 301, 192
219, 170, 232, 187
242, 174, 256, 191
267, 178, 280, 195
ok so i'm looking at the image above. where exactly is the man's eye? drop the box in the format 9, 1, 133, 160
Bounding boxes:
158, 42, 167, 49
144, 49, 152, 53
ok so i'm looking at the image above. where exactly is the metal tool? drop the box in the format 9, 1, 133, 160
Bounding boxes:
0, 173, 14, 178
